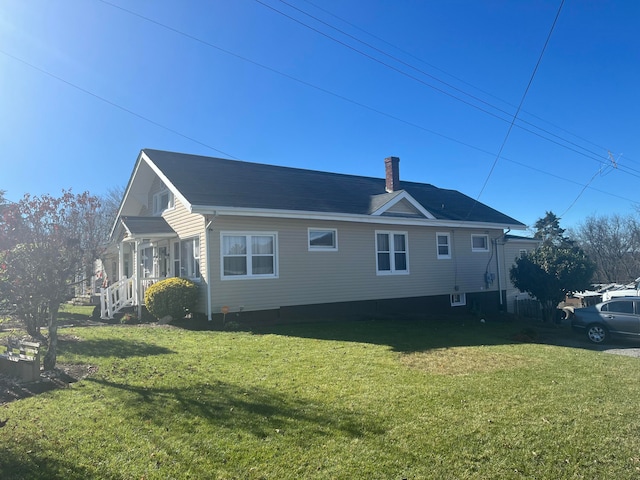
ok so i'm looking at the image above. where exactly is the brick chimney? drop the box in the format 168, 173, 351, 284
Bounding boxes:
385, 156, 400, 193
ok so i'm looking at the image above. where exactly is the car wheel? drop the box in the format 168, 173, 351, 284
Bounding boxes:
586, 324, 608, 344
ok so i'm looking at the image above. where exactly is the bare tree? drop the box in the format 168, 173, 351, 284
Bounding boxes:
572, 214, 640, 283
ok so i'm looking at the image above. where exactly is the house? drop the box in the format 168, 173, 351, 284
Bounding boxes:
100, 149, 529, 322
498, 234, 543, 313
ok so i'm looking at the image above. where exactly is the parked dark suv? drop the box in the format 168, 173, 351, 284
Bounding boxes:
571, 297, 640, 344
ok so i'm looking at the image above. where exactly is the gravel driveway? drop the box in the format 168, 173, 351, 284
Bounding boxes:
533, 322, 640, 358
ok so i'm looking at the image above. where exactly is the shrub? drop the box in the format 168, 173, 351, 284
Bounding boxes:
144, 278, 198, 321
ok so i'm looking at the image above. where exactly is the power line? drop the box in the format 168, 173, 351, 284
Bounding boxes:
299, 0, 640, 170
4, 2, 636, 211
100, 0, 637, 179
94, 0, 640, 205
0, 49, 239, 160
254, 0, 624, 173
474, 0, 565, 202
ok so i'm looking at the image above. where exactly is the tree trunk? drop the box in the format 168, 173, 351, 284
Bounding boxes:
24, 312, 40, 339
43, 301, 60, 371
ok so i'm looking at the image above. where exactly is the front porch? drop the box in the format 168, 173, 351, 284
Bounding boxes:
100, 216, 177, 319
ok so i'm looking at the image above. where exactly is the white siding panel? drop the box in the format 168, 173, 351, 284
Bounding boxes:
207, 216, 505, 313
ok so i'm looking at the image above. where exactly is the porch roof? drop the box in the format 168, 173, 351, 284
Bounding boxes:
120, 216, 176, 239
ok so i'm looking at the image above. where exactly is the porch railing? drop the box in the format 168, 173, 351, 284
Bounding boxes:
100, 277, 167, 319
100, 277, 135, 319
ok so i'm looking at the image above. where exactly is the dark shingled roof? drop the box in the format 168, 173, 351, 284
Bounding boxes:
121, 216, 175, 236
143, 149, 525, 227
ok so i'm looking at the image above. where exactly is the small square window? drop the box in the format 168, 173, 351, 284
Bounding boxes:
451, 293, 466, 306
308, 229, 337, 251
471, 234, 489, 252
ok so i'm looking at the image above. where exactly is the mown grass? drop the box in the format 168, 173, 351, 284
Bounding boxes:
0, 304, 95, 326
1, 317, 639, 479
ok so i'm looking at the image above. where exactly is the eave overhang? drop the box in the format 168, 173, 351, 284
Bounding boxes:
190, 205, 526, 231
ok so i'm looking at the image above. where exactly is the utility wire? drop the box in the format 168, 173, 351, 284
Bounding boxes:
299, 0, 639, 169
256, 0, 621, 172
5, 1, 636, 210
0, 49, 239, 160
3, 46, 636, 210
100, 0, 638, 178
97, 0, 639, 202
474, 0, 564, 203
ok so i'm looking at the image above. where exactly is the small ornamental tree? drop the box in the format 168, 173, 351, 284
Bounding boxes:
0, 190, 102, 370
511, 213, 595, 322
144, 277, 198, 321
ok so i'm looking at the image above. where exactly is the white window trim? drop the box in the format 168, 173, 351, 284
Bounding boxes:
471, 234, 489, 252
375, 230, 409, 275
436, 232, 451, 260
153, 189, 174, 216
451, 292, 466, 307
173, 237, 201, 281
308, 228, 338, 251
220, 232, 279, 280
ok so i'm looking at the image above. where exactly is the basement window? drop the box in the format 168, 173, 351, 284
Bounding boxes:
451, 293, 466, 307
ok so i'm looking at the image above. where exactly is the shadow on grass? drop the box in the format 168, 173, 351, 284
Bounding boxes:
56, 312, 93, 323
86, 376, 383, 440
0, 448, 95, 480
247, 315, 525, 353
58, 337, 175, 358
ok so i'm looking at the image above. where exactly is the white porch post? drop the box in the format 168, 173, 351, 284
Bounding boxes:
118, 244, 125, 281
134, 239, 141, 317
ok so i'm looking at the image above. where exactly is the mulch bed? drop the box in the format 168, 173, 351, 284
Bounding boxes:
0, 362, 98, 406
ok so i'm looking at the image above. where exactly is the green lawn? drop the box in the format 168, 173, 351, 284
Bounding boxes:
1, 316, 639, 479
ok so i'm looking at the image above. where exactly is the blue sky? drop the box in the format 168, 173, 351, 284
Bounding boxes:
1, 0, 638, 231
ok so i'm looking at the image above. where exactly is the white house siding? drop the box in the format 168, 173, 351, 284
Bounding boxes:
207, 215, 504, 314
500, 238, 540, 313
161, 198, 207, 312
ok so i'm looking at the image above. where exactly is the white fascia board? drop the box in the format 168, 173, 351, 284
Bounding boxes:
190, 205, 526, 230
140, 151, 193, 213
109, 153, 144, 240
370, 191, 435, 219
123, 233, 177, 242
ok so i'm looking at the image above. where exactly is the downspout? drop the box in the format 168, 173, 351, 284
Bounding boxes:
496, 229, 511, 307
204, 214, 215, 321
495, 237, 503, 306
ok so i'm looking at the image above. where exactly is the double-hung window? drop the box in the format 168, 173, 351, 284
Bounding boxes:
174, 237, 200, 279
222, 233, 277, 279
471, 234, 489, 252
436, 232, 451, 259
376, 231, 408, 275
